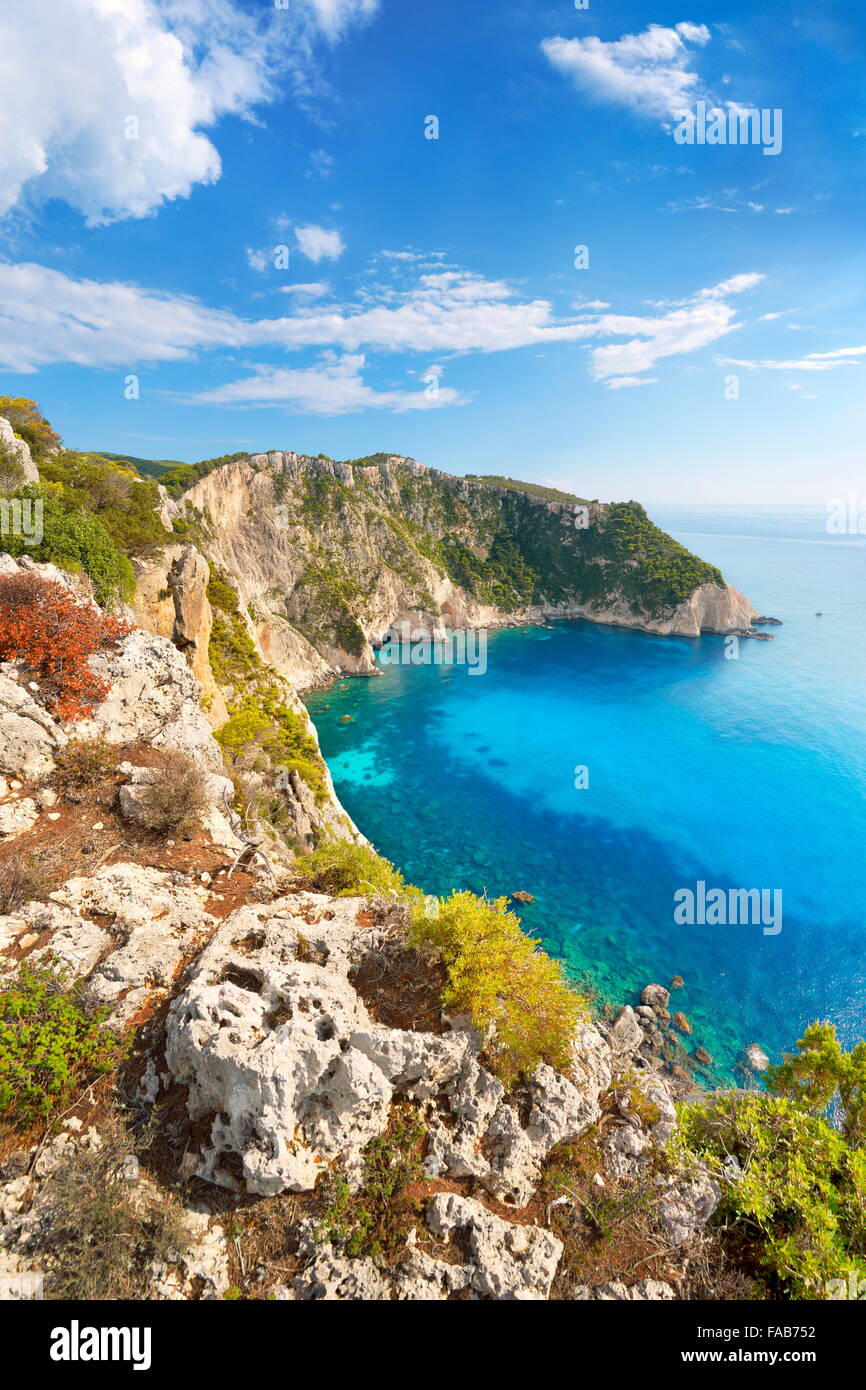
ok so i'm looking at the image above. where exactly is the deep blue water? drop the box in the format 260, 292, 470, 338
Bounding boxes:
305, 506, 866, 1080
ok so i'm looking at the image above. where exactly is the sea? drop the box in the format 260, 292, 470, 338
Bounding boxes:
304, 505, 866, 1080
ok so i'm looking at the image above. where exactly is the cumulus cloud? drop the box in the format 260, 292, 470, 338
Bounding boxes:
0, 0, 377, 225
294, 224, 346, 262
541, 22, 711, 119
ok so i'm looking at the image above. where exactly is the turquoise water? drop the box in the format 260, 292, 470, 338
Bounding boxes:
305, 506, 866, 1079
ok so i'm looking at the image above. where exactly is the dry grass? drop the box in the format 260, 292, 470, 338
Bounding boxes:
124, 750, 209, 835
30, 1111, 191, 1300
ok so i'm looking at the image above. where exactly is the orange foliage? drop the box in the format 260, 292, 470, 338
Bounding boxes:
0, 572, 130, 721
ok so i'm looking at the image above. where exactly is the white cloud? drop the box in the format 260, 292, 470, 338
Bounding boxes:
604, 376, 659, 390
541, 22, 711, 119
717, 347, 866, 371
0, 0, 377, 225
245, 247, 270, 272
585, 273, 763, 382
0, 259, 764, 399
191, 353, 466, 414
306, 147, 336, 179
279, 282, 332, 298
295, 224, 346, 262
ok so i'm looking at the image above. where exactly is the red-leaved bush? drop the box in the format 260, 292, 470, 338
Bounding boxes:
0, 573, 130, 721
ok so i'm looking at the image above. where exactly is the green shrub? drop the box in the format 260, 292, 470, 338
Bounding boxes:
767, 1021, 866, 1147
3, 485, 135, 605
316, 1107, 426, 1259
410, 890, 586, 1086
300, 839, 418, 900
0, 961, 127, 1127
0, 397, 61, 457
679, 1089, 866, 1299
37, 451, 167, 558
209, 570, 329, 804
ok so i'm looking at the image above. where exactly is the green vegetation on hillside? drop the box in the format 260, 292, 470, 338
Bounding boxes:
0, 397, 62, 458
679, 1022, 866, 1299
338, 452, 402, 468
0, 960, 127, 1126
207, 569, 328, 803
3, 450, 169, 605
464, 474, 585, 503
96, 452, 185, 479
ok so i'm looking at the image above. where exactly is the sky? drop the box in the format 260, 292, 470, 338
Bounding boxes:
0, 0, 864, 502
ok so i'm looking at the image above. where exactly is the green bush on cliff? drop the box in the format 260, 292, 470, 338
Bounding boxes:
3, 448, 169, 605
0, 960, 126, 1127
595, 502, 724, 615
678, 1088, 866, 1299
410, 891, 587, 1087
208, 569, 328, 804
301, 839, 420, 901
676, 1023, 866, 1299
300, 847, 586, 1086
37, 451, 167, 558
767, 1021, 866, 1147
216, 696, 327, 803
3, 485, 135, 606
0, 397, 61, 458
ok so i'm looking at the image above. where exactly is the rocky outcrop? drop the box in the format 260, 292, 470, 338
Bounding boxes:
289, 1194, 562, 1301
0, 671, 68, 782
79, 628, 226, 773
162, 893, 621, 1208
0, 416, 39, 487
131, 545, 227, 726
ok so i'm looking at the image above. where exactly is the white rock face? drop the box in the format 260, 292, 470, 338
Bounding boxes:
0, 795, 39, 839
165, 895, 396, 1195
1, 863, 215, 1026
0, 672, 68, 780
575, 1279, 676, 1301
426, 1194, 563, 1300
78, 628, 224, 772
0, 901, 112, 979
0, 416, 39, 485
656, 1173, 721, 1246
572, 581, 756, 639
165, 896, 614, 1205
294, 1194, 563, 1301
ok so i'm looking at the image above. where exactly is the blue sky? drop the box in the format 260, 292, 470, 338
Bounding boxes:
1, 0, 864, 501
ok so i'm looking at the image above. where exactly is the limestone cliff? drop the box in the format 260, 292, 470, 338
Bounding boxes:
163, 451, 759, 690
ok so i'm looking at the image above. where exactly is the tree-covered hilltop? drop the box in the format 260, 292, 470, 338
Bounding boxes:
463, 473, 587, 503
